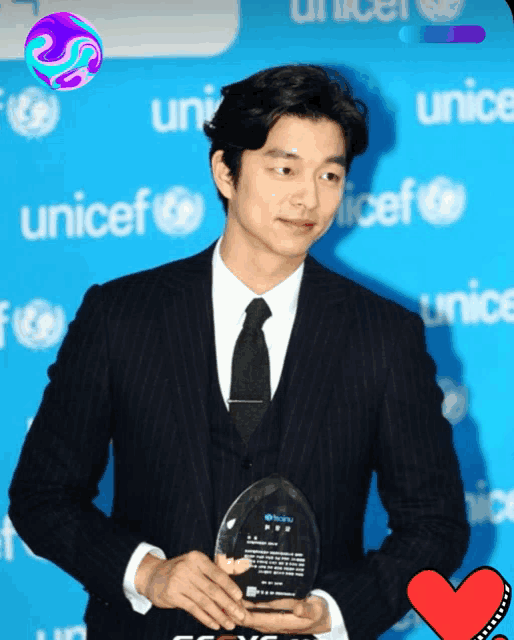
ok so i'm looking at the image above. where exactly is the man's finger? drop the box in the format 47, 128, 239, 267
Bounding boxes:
247, 596, 319, 618
242, 597, 299, 609
199, 557, 244, 603
215, 554, 252, 575
243, 610, 315, 633
241, 596, 329, 634
293, 598, 313, 618
298, 595, 326, 617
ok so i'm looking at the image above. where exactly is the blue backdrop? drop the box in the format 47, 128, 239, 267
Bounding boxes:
1, 0, 513, 638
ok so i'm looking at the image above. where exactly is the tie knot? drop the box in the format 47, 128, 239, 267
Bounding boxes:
244, 297, 272, 332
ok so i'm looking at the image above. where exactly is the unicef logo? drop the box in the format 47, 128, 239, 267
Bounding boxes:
264, 514, 274, 522
12, 298, 66, 350
6, 87, 60, 139
437, 377, 468, 425
417, 176, 466, 227
152, 186, 204, 236
415, 0, 466, 22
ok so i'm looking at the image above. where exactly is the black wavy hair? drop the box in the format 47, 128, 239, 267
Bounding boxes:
203, 63, 368, 216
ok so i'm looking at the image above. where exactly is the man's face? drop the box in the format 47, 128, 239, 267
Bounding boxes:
216, 114, 347, 261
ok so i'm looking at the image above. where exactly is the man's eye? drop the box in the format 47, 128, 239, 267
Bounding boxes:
273, 168, 341, 183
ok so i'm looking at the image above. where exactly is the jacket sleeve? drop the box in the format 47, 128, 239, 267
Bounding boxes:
8, 284, 145, 611
313, 312, 470, 640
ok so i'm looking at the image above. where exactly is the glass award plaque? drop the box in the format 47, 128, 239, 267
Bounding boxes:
214, 473, 320, 611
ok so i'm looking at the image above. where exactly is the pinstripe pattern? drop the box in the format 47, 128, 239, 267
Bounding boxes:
8, 239, 470, 639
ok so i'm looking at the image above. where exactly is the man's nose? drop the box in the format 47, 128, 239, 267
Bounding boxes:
291, 177, 320, 210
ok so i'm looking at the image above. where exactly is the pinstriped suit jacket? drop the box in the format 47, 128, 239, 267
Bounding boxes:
8, 239, 470, 639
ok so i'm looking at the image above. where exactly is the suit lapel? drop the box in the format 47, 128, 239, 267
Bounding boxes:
158, 239, 356, 544
274, 254, 356, 490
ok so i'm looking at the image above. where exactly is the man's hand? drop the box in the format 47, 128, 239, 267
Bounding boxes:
136, 550, 247, 631
241, 595, 332, 635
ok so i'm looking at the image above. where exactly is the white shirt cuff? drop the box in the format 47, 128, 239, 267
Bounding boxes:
310, 588, 349, 640
122, 542, 166, 614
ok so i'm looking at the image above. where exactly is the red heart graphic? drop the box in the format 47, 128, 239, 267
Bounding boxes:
407, 567, 511, 640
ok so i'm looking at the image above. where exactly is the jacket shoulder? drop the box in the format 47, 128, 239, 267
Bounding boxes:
312, 258, 420, 326
99, 262, 173, 292
97, 248, 203, 296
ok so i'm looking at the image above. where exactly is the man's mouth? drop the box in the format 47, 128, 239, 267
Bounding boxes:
279, 219, 315, 227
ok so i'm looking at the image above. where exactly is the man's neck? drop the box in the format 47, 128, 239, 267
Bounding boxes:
219, 234, 304, 295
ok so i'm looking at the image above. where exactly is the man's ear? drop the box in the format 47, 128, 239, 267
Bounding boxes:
211, 150, 235, 202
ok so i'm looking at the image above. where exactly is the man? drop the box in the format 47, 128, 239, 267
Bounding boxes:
8, 64, 470, 640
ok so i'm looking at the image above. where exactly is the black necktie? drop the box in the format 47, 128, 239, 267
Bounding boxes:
229, 298, 272, 447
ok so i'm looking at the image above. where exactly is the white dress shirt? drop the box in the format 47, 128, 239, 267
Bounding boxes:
122, 235, 349, 639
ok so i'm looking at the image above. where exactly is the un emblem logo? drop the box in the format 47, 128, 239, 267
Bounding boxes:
415, 0, 466, 22
12, 298, 66, 350
7, 87, 60, 139
152, 186, 204, 236
417, 176, 466, 227
437, 377, 468, 425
